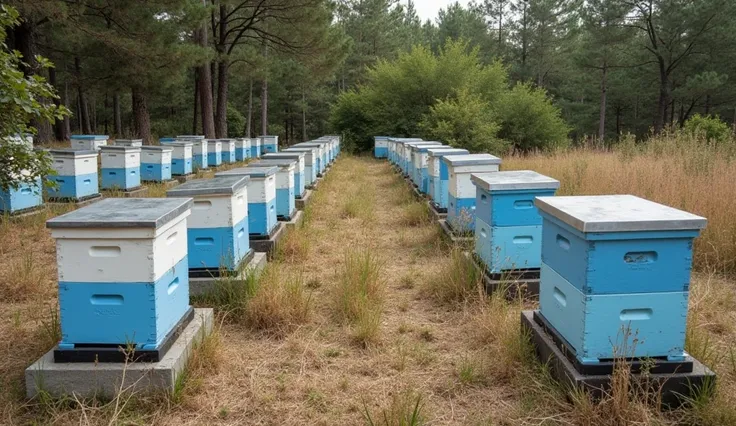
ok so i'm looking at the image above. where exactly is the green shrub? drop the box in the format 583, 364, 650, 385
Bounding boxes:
496, 83, 570, 152
684, 114, 732, 144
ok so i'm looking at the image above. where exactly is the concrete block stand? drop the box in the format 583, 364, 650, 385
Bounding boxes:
189, 252, 267, 296
26, 308, 214, 399
250, 221, 286, 258
296, 189, 313, 210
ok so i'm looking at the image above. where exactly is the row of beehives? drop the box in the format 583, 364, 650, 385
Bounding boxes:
0, 134, 338, 214
36, 136, 339, 364
374, 136, 708, 370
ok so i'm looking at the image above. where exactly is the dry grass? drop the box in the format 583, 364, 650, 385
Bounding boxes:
1, 152, 736, 424
401, 201, 430, 227
505, 133, 736, 275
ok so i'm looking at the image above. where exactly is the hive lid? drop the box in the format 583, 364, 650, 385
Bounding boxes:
167, 176, 249, 197
216, 166, 278, 178
47, 198, 193, 229
471, 171, 560, 192
374, 136, 390, 140
534, 195, 707, 233
141, 146, 173, 152
159, 138, 176, 143
263, 152, 305, 159
114, 139, 143, 145
48, 148, 98, 157
177, 135, 205, 140
426, 148, 469, 157
253, 159, 297, 168
168, 141, 194, 146
71, 135, 108, 140
442, 154, 502, 166
100, 145, 141, 153
417, 145, 451, 152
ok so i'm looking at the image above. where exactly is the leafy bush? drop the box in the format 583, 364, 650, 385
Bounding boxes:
420, 89, 508, 154
684, 114, 732, 144
226, 104, 246, 138
496, 83, 570, 152
0, 5, 68, 191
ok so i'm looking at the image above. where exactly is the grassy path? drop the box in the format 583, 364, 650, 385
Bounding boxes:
1, 155, 735, 424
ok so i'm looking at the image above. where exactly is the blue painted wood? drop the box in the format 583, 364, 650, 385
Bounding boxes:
48, 173, 99, 199
275, 187, 296, 219
541, 214, 698, 294
249, 199, 277, 236
101, 167, 141, 190
475, 220, 543, 273
374, 147, 388, 158
0, 179, 43, 213
58, 257, 190, 350
475, 189, 556, 227
193, 154, 208, 170
447, 195, 476, 232
539, 263, 688, 362
188, 216, 250, 270
223, 149, 237, 164
171, 158, 193, 176
141, 163, 172, 182
236, 147, 248, 161
208, 151, 223, 167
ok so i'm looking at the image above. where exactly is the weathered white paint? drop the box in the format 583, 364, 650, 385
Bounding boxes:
50, 152, 99, 176
141, 148, 172, 164
207, 140, 222, 155
184, 187, 248, 229
448, 164, 501, 198
189, 140, 208, 158
272, 164, 295, 190
51, 212, 189, 283
100, 148, 141, 169
170, 143, 193, 160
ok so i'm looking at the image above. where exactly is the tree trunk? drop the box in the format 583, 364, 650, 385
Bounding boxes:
113, 93, 122, 136
63, 80, 71, 138
74, 57, 92, 134
104, 94, 109, 135
598, 62, 607, 142
49, 66, 70, 141
245, 78, 253, 137
197, 29, 216, 138
654, 61, 668, 134
215, 61, 229, 138
91, 97, 97, 133
131, 86, 152, 144
302, 90, 307, 142
193, 70, 200, 135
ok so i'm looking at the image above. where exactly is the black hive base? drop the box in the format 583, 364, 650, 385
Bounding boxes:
468, 253, 540, 300
521, 310, 716, 408
53, 307, 195, 363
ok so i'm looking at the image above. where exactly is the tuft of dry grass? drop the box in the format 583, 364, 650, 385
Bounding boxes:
275, 227, 311, 263
401, 202, 430, 227
426, 248, 483, 305
245, 267, 312, 335
363, 388, 425, 426
332, 249, 385, 346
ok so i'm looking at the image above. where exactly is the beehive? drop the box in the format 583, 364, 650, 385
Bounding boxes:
71, 135, 108, 151
251, 137, 262, 158
220, 139, 237, 164
471, 171, 559, 274
140, 146, 173, 182
282, 147, 317, 186
262, 152, 307, 196
404, 142, 441, 181
317, 136, 337, 163
168, 142, 193, 176
47, 198, 192, 350
413, 144, 449, 193
190, 140, 209, 170
215, 166, 278, 236
236, 138, 251, 161
100, 146, 141, 191
292, 142, 327, 175
536, 195, 706, 364
113, 139, 143, 147
206, 139, 223, 167
47, 149, 100, 200
442, 154, 502, 233
1, 136, 42, 213
248, 161, 296, 220
426, 148, 469, 206
261, 135, 279, 154
167, 177, 250, 271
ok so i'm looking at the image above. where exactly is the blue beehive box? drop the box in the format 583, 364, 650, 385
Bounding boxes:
251, 137, 262, 158
215, 167, 278, 237
442, 154, 502, 233
141, 146, 173, 182
536, 195, 706, 364
248, 161, 296, 220
169, 142, 193, 176
71, 135, 108, 151
262, 153, 307, 197
236, 138, 251, 161
427, 148, 469, 207
414, 144, 451, 194
282, 147, 317, 187
221, 139, 237, 164
206, 140, 223, 167
0, 178, 43, 214
100, 146, 141, 191
47, 198, 193, 351
408, 142, 443, 187
261, 135, 279, 154
167, 177, 251, 271
293, 142, 328, 175
47, 149, 100, 201
471, 171, 559, 273
374, 136, 389, 158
